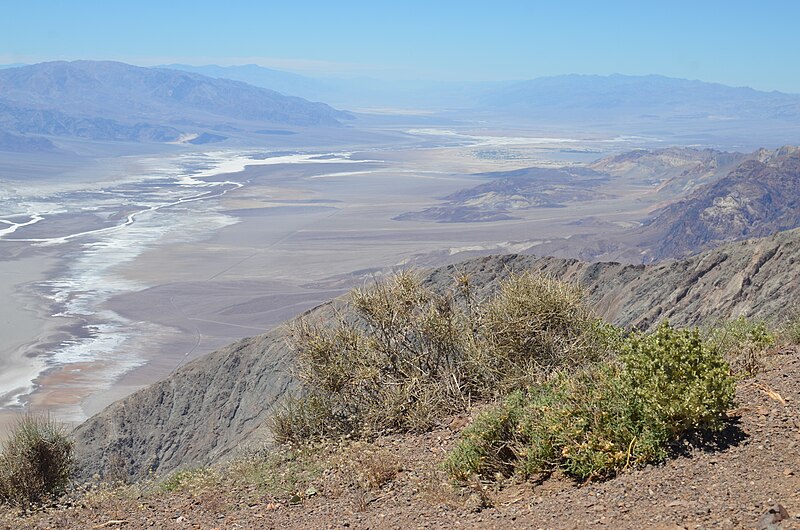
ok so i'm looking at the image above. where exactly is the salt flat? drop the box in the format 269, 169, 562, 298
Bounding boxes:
0, 127, 669, 434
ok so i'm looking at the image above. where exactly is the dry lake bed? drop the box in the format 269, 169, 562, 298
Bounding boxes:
0, 126, 667, 435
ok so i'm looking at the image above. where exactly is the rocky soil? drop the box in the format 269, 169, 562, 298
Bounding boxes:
5, 347, 800, 529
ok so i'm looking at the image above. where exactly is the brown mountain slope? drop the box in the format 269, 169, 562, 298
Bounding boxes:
634, 146, 800, 261
589, 146, 745, 197
73, 228, 800, 482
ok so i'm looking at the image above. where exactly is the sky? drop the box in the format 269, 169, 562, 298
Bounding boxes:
2, 0, 799, 92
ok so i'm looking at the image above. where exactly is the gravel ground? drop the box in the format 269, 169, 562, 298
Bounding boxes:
4, 348, 800, 530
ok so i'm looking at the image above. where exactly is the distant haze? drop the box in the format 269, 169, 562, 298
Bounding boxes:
2, 2, 800, 93
2, 61, 800, 151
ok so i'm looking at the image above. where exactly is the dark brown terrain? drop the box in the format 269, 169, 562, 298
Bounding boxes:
395, 167, 611, 222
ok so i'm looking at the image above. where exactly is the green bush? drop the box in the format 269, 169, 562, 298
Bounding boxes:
445, 323, 735, 482
0, 414, 74, 507
273, 270, 614, 443
623, 324, 736, 435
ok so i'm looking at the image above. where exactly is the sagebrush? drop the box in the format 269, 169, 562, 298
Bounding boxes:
0, 414, 74, 507
273, 269, 615, 442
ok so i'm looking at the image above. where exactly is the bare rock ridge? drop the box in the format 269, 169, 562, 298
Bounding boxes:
588, 146, 746, 197
395, 167, 611, 223
72, 228, 800, 482
635, 146, 800, 260
535, 146, 800, 264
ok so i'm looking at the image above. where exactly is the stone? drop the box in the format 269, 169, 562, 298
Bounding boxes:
758, 504, 789, 529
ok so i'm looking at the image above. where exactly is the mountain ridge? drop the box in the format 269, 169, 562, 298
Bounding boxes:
72, 227, 800, 482
0, 61, 351, 147
634, 146, 800, 260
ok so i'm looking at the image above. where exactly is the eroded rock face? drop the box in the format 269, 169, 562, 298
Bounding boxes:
73, 229, 800, 481
589, 147, 745, 196
73, 332, 299, 481
637, 147, 800, 261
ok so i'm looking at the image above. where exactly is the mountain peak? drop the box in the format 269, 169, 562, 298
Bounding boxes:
0, 60, 351, 147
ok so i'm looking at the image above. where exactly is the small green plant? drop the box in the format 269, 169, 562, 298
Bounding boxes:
0, 414, 74, 507
445, 323, 735, 482
707, 316, 775, 376
160, 467, 217, 493
623, 323, 736, 434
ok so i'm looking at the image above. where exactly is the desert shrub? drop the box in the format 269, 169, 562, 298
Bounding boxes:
445, 323, 735, 481
707, 316, 775, 376
274, 271, 470, 441
0, 414, 74, 507
621, 324, 735, 442
273, 269, 614, 443
470, 271, 621, 392
160, 467, 218, 493
442, 391, 529, 481
777, 307, 800, 346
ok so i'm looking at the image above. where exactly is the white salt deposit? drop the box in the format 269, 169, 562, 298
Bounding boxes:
0, 149, 367, 420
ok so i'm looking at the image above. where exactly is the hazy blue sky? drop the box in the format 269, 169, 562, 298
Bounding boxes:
2, 0, 799, 92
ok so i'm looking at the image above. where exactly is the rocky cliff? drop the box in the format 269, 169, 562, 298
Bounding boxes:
73, 228, 800, 481
636, 146, 800, 260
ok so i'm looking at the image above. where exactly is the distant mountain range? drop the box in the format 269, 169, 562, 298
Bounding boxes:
160, 63, 505, 110
2, 61, 800, 150
0, 61, 351, 149
480, 74, 800, 121
161, 64, 800, 120
158, 63, 334, 102
159, 65, 800, 145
